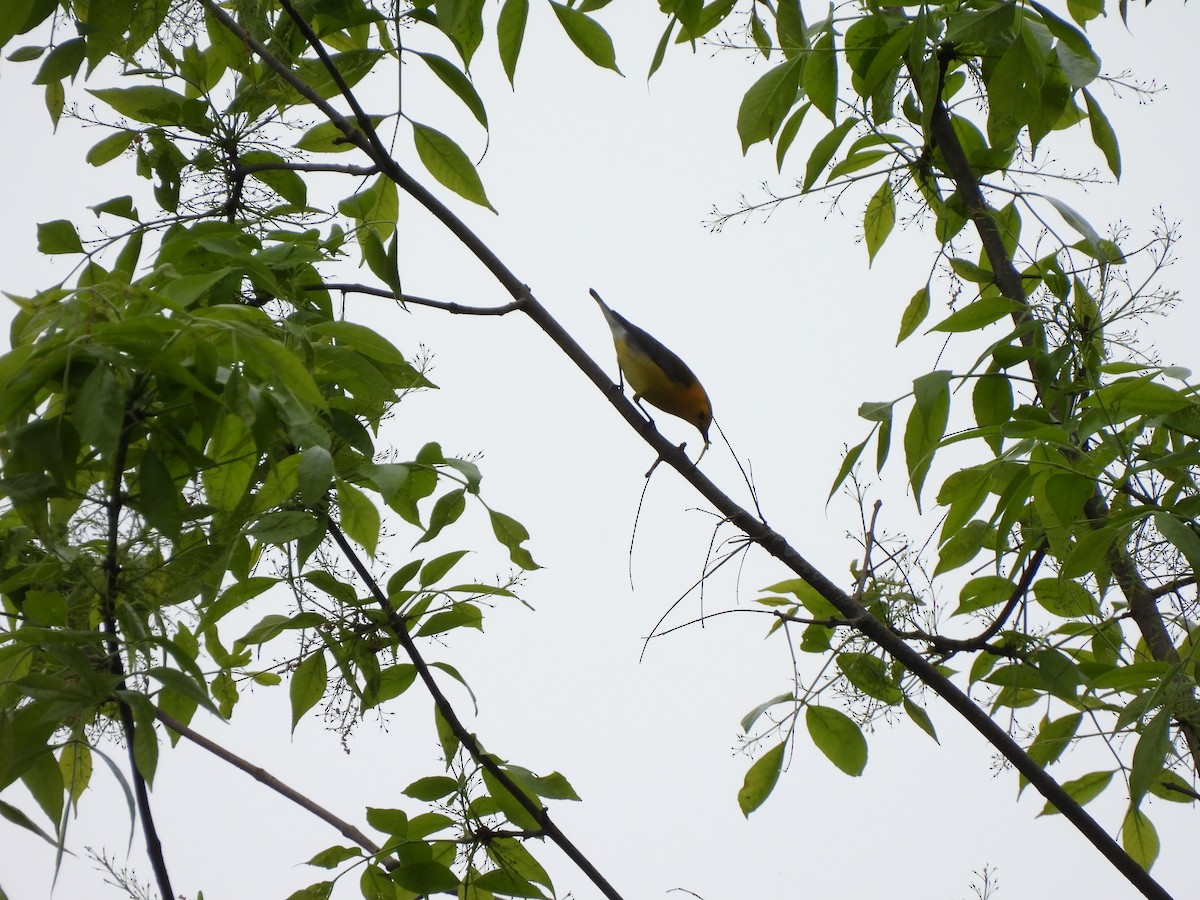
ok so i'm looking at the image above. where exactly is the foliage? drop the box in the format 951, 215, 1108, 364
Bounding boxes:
0, 0, 1194, 899
687, 0, 1198, 879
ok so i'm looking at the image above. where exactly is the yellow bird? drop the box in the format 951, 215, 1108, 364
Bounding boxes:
590, 288, 712, 448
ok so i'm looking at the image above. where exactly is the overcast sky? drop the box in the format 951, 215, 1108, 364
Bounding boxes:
2, 3, 1197, 899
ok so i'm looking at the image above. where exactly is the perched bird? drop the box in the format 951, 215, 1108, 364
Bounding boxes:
590, 288, 712, 448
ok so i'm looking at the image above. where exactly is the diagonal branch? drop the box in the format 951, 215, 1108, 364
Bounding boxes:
325, 521, 627, 900
154, 710, 392, 867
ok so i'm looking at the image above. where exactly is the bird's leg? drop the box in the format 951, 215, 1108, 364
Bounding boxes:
631, 393, 658, 430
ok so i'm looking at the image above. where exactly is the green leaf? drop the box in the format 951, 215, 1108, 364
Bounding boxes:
1152, 512, 1200, 576
87, 195, 138, 220
676, 0, 738, 42
368, 665, 417, 708
0, 798, 58, 847
1042, 194, 1103, 258
903, 370, 952, 510
806, 706, 867, 776
488, 507, 539, 570
934, 519, 990, 576
481, 768, 540, 831
1028, 0, 1099, 88
59, 741, 91, 806
33, 36, 84, 84
802, 30, 837, 122
647, 14, 676, 79
73, 365, 125, 460
497, 0, 529, 85
37, 219, 83, 254
1122, 807, 1159, 871
903, 697, 938, 743
930, 297, 1023, 333
298, 446, 334, 507
295, 117, 382, 153
415, 52, 487, 128
0, 0, 39, 49
86, 129, 135, 166
736, 56, 803, 154
394, 861, 460, 895
83, 0, 134, 73
503, 765, 581, 802
827, 436, 867, 501
896, 285, 930, 345
986, 27, 1044, 148
1149, 770, 1197, 803
953, 576, 1015, 616
241, 150, 308, 207
1039, 770, 1113, 815
417, 487, 466, 546
412, 122, 494, 210
88, 85, 211, 131
403, 776, 459, 802
549, 2, 621, 74
307, 845, 363, 869
309, 320, 411, 367
337, 480, 380, 558
973, 373, 1014, 451
1083, 89, 1120, 179
366, 807, 408, 836
775, 102, 811, 171
420, 550, 469, 587
1027, 713, 1081, 773
1082, 376, 1191, 420
1032, 578, 1099, 618
803, 117, 859, 192
20, 751, 63, 827
290, 650, 328, 732
1067, 0, 1104, 24
473, 869, 546, 898
776, 0, 808, 57
740, 692, 795, 733
338, 174, 398, 241
837, 652, 902, 704
1129, 707, 1171, 807
863, 180, 895, 264
737, 741, 785, 816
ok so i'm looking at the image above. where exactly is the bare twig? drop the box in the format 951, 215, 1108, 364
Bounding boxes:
312, 282, 521, 315
154, 710, 391, 866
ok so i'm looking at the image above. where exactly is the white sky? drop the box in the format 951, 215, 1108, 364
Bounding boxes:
1, 2, 1197, 899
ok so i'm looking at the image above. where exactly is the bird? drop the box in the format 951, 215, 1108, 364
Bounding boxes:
589, 288, 712, 449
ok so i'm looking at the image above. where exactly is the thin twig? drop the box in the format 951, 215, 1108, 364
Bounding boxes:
852, 500, 883, 601
312, 282, 521, 315
153, 710, 392, 867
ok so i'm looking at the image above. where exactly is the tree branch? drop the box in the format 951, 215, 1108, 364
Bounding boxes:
312, 282, 521, 315
896, 545, 1046, 659
925, 45, 1198, 774
154, 710, 392, 867
100, 383, 173, 900
325, 522, 627, 900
